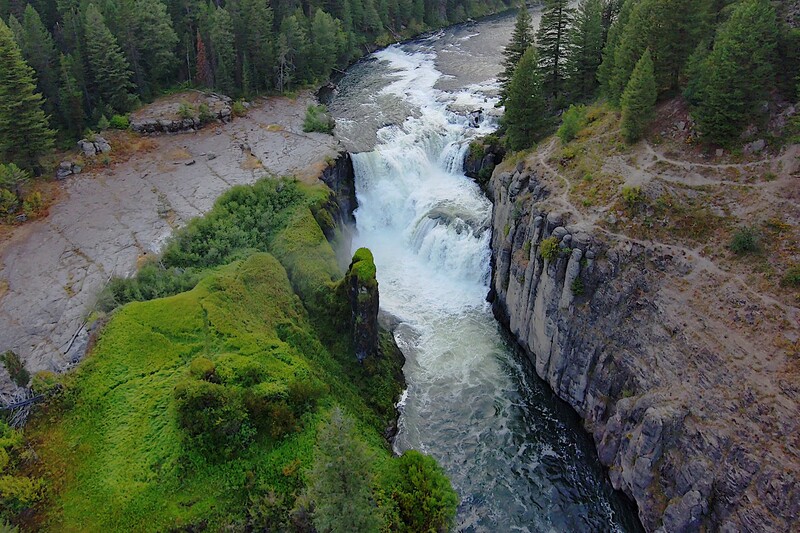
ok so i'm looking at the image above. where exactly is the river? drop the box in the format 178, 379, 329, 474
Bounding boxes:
328, 9, 643, 533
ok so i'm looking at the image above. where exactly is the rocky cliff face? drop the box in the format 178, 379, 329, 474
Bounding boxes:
488, 164, 799, 532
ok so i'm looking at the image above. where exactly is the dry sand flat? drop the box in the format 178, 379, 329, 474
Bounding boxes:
0, 92, 341, 398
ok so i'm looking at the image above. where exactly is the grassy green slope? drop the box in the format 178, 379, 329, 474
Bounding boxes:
19, 177, 452, 531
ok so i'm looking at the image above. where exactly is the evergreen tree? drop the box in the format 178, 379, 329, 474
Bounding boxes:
606, 0, 710, 104
620, 48, 656, 143
690, 0, 778, 144
84, 3, 134, 113
499, 5, 533, 101
567, 0, 604, 101
209, 5, 236, 95
58, 52, 85, 137
307, 408, 384, 533
0, 18, 53, 170
278, 13, 309, 88
597, 0, 634, 101
241, 0, 275, 92
309, 9, 342, 80
134, 0, 179, 91
502, 46, 547, 151
17, 5, 59, 118
536, 0, 574, 101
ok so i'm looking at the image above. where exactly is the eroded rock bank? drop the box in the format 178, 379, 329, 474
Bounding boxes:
0, 93, 342, 398
488, 164, 799, 531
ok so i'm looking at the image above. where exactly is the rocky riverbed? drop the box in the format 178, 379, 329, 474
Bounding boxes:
0, 92, 341, 399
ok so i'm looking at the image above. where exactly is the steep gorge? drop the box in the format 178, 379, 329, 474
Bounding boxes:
487, 159, 799, 531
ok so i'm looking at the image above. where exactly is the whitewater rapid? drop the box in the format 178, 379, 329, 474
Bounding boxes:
335, 19, 641, 533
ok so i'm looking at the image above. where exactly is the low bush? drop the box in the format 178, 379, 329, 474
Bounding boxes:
109, 115, 130, 130
232, 100, 247, 117
96, 115, 110, 130
781, 265, 800, 287
303, 105, 335, 134
729, 226, 760, 255
177, 102, 195, 120
98, 262, 201, 311
621, 185, 643, 209
0, 351, 29, 387
557, 104, 587, 144
539, 236, 560, 261
198, 103, 215, 123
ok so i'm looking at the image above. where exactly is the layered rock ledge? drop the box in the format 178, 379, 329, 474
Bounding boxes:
488, 163, 799, 532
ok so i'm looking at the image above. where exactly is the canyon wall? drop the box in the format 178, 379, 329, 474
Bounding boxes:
488, 164, 799, 532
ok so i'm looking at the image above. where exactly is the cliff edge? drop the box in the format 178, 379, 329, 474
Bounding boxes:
487, 103, 800, 531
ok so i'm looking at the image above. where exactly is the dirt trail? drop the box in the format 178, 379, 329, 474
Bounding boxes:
0, 93, 341, 396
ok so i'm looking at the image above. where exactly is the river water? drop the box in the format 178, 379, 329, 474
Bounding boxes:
328, 10, 643, 533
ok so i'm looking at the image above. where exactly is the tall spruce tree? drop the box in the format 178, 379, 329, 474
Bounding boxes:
209, 6, 236, 95
606, 0, 710, 104
134, 0, 179, 92
58, 52, 85, 137
307, 408, 384, 533
567, 0, 604, 100
620, 48, 656, 143
502, 46, 547, 151
690, 0, 778, 144
278, 13, 309, 88
597, 0, 634, 102
309, 9, 342, 81
84, 3, 134, 113
0, 18, 53, 170
499, 5, 533, 101
536, 0, 574, 101
241, 0, 275, 92
17, 5, 59, 118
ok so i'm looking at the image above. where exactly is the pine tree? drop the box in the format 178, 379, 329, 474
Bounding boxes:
58, 53, 85, 137
567, 0, 604, 101
307, 408, 384, 533
17, 5, 59, 118
620, 48, 656, 143
0, 18, 53, 170
209, 6, 236, 95
309, 9, 342, 80
536, 0, 574, 101
597, 0, 634, 102
134, 0, 179, 91
278, 14, 309, 87
241, 0, 275, 91
84, 3, 134, 113
502, 46, 547, 151
606, 0, 710, 105
499, 5, 534, 101
195, 30, 213, 88
690, 0, 778, 144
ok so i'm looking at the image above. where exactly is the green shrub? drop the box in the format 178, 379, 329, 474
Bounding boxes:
539, 236, 560, 261
198, 103, 215, 123
98, 262, 201, 311
177, 102, 195, 120
22, 192, 43, 217
109, 115, 130, 129
232, 100, 247, 117
174, 379, 254, 456
378, 450, 459, 533
0, 189, 18, 220
303, 105, 335, 134
729, 226, 760, 255
571, 277, 585, 296
188, 357, 216, 381
621, 186, 643, 208
557, 104, 587, 144
287, 378, 326, 414
781, 265, 800, 287
31, 370, 62, 396
0, 351, 29, 387
96, 115, 110, 130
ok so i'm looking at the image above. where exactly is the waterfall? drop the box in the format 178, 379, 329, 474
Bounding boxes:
344, 40, 638, 533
